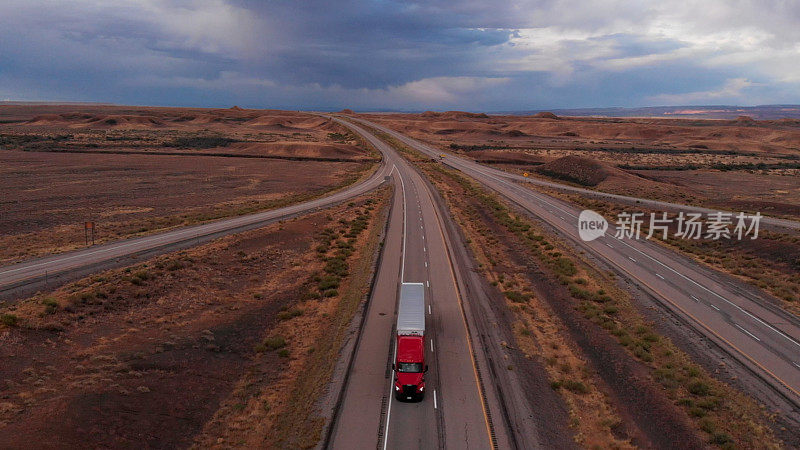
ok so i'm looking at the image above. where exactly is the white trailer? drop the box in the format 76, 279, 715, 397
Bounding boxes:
397, 282, 425, 336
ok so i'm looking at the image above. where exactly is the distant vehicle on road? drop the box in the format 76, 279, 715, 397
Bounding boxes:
393, 282, 427, 401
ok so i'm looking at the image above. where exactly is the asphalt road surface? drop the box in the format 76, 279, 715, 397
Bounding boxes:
507, 172, 800, 231
327, 117, 499, 449
0, 138, 392, 300
3, 115, 534, 449
356, 117, 800, 411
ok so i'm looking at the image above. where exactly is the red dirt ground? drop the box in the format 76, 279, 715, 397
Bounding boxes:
0, 190, 385, 448
0, 105, 375, 263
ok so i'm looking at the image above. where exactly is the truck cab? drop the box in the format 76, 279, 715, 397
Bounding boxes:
394, 335, 426, 401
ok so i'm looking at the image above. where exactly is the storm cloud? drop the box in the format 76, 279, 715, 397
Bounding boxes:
1, 0, 797, 110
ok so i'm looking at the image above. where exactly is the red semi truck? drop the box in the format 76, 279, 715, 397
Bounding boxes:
393, 282, 427, 401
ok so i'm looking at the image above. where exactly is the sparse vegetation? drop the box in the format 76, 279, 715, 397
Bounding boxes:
263, 335, 286, 350
164, 135, 239, 148
277, 308, 304, 321
1, 313, 18, 327
378, 130, 781, 449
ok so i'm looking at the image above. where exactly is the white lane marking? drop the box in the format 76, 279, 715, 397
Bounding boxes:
711, 304, 720, 311
611, 235, 800, 349
794, 362, 800, 369
560, 216, 565, 220
628, 257, 637, 262
424, 261, 428, 268
656, 273, 664, 280
428, 304, 431, 314
423, 247, 427, 252
371, 121, 800, 355
426, 280, 429, 288
430, 339, 434, 352
735, 324, 761, 342
396, 165, 409, 282
383, 340, 397, 450
606, 243, 613, 248
433, 390, 438, 409
690, 295, 700, 302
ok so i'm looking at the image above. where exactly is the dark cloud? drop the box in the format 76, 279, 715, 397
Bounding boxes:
0, 0, 797, 109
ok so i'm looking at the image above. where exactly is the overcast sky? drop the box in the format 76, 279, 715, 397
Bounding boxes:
1, 0, 798, 111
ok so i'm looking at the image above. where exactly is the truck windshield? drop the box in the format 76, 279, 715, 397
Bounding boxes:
397, 362, 423, 373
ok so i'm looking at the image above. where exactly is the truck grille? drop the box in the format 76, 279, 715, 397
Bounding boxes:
402, 385, 416, 397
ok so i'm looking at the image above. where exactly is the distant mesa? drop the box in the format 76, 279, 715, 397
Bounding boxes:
736, 115, 755, 123
506, 129, 526, 137
338, 108, 355, 114
441, 111, 489, 119
419, 111, 488, 119
532, 111, 559, 119
230, 105, 244, 111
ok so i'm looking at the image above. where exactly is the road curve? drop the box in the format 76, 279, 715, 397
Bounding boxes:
356, 117, 800, 412
327, 117, 499, 449
506, 172, 800, 231
0, 131, 390, 300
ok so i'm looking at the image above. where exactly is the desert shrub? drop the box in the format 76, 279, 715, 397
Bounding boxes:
165, 136, 238, 148
42, 297, 59, 314
328, 132, 349, 142
1, 313, 18, 327
711, 433, 733, 445
263, 336, 286, 350
568, 284, 593, 300
603, 305, 619, 315
81, 291, 96, 303
551, 379, 589, 394
633, 344, 653, 362
324, 257, 348, 277
277, 308, 304, 321
688, 380, 711, 396
552, 257, 578, 277
690, 407, 707, 417
318, 275, 340, 290
642, 333, 660, 343
503, 291, 529, 303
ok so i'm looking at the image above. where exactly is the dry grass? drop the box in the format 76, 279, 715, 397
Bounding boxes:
0, 182, 390, 449
375, 129, 781, 449
188, 186, 391, 449
0, 158, 376, 265
544, 189, 800, 317
373, 130, 633, 447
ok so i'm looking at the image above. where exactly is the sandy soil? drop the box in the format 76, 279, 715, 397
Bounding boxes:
416, 156, 783, 448
0, 189, 387, 448
359, 111, 800, 218
363, 111, 800, 157
0, 105, 375, 263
